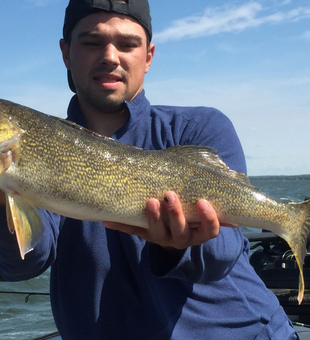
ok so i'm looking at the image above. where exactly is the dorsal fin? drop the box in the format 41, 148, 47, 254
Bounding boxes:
164, 145, 253, 187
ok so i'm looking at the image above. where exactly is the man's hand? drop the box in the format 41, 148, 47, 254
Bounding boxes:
104, 191, 220, 249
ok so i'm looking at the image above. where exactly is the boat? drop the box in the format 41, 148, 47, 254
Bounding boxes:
247, 229, 310, 324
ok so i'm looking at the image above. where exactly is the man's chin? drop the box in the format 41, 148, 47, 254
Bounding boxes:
77, 84, 135, 111
86, 96, 126, 114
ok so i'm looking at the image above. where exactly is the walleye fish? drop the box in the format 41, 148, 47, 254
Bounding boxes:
0, 99, 309, 304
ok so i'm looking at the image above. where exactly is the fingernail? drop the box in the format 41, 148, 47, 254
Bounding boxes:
147, 198, 159, 213
164, 192, 175, 205
198, 199, 211, 211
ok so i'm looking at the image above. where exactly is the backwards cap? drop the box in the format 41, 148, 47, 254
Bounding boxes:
63, 0, 152, 42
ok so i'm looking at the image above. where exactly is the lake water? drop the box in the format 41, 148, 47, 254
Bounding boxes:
1, 175, 310, 339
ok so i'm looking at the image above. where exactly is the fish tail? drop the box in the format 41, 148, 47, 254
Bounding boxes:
284, 200, 310, 305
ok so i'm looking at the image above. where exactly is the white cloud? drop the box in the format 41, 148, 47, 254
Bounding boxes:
153, 2, 310, 43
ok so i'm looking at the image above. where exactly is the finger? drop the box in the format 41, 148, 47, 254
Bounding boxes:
146, 198, 161, 224
196, 200, 237, 229
193, 199, 220, 241
197, 199, 218, 225
145, 198, 170, 244
163, 191, 190, 247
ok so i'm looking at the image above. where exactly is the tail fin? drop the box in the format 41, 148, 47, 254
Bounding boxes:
284, 200, 310, 305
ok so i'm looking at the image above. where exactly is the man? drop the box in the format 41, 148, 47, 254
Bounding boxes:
0, 0, 300, 339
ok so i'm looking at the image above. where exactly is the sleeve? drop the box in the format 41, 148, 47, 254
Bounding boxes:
148, 107, 247, 283
0, 208, 63, 281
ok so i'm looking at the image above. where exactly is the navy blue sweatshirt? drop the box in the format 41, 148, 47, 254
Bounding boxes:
0, 91, 297, 339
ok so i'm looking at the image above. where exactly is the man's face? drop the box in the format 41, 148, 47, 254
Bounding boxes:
60, 11, 154, 113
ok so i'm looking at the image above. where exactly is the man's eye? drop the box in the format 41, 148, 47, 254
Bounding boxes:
82, 41, 100, 47
120, 43, 137, 50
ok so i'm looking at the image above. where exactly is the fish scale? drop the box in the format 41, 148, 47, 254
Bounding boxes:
0, 99, 310, 304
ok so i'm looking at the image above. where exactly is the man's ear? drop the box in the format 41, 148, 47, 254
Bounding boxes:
145, 43, 155, 74
59, 39, 71, 70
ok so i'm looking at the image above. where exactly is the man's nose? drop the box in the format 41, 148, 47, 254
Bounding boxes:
100, 43, 120, 66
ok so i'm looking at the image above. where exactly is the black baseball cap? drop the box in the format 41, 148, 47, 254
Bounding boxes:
63, 0, 152, 92
63, 0, 152, 42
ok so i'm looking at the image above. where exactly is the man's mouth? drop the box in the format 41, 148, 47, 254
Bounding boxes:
95, 77, 120, 82
93, 74, 123, 89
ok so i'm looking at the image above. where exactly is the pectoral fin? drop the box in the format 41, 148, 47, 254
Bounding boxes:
0, 135, 22, 174
0, 151, 11, 174
6, 194, 44, 259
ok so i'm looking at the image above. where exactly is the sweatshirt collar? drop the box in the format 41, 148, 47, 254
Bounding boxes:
67, 90, 150, 133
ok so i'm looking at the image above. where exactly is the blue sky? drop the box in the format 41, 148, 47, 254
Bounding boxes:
0, 0, 309, 176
